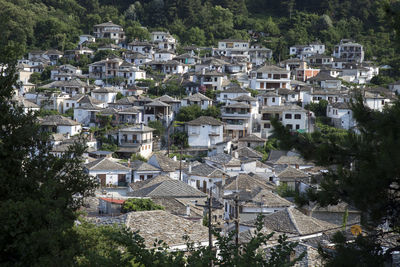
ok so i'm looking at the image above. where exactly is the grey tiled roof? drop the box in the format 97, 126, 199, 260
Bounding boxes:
238, 134, 266, 143
85, 158, 131, 171
224, 173, 274, 191
274, 156, 313, 166
232, 95, 257, 102
183, 92, 211, 101
236, 147, 264, 159
185, 163, 225, 178
124, 210, 209, 247
92, 87, 118, 93
220, 87, 249, 94
277, 166, 309, 179
186, 116, 223, 126
255, 65, 289, 74
145, 100, 170, 107
119, 124, 154, 133
204, 153, 232, 165
150, 153, 180, 172
129, 179, 206, 198
131, 160, 160, 171
129, 175, 172, 191
247, 207, 337, 235
39, 115, 80, 126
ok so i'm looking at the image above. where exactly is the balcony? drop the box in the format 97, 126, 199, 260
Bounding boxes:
224, 124, 248, 131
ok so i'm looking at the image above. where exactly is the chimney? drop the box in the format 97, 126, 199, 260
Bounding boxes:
186, 204, 191, 217
172, 155, 177, 161
188, 163, 192, 174
234, 151, 239, 159
222, 173, 226, 187
202, 68, 205, 75
127, 158, 131, 168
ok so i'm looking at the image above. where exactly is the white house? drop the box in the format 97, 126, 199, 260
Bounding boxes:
184, 163, 225, 194
217, 87, 250, 104
332, 39, 364, 63
181, 93, 212, 110
154, 50, 175, 62
186, 116, 224, 148
117, 124, 154, 159
39, 115, 82, 136
257, 92, 282, 107
85, 158, 131, 187
147, 153, 181, 180
214, 39, 249, 59
93, 21, 125, 44
249, 65, 291, 91
91, 87, 118, 104
130, 160, 161, 182
327, 102, 357, 130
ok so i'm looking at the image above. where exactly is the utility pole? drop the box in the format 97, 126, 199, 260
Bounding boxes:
179, 144, 182, 181
234, 194, 239, 247
208, 189, 213, 250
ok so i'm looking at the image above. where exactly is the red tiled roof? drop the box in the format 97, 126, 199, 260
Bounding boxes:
99, 197, 125, 204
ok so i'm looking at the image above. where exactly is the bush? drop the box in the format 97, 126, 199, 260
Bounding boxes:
122, 198, 164, 213
130, 153, 147, 162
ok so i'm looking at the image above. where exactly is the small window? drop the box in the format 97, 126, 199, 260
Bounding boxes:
148, 175, 153, 179
66, 103, 69, 107
285, 114, 292, 119
272, 97, 275, 102
296, 124, 300, 129
140, 175, 145, 181
294, 114, 301, 119
264, 123, 270, 128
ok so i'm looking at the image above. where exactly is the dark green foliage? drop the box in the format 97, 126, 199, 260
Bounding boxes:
305, 99, 328, 117
122, 198, 164, 213
148, 120, 165, 137
0, 60, 96, 266
170, 132, 188, 148
271, 95, 400, 263
130, 153, 147, 162
176, 105, 222, 122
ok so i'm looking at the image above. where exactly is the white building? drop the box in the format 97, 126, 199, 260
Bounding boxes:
250, 65, 291, 91
93, 21, 125, 44
333, 39, 364, 63
327, 102, 357, 130
39, 115, 82, 136
85, 158, 131, 187
117, 124, 154, 159
214, 39, 249, 59
91, 87, 118, 104
181, 93, 212, 110
186, 116, 224, 148
131, 160, 161, 182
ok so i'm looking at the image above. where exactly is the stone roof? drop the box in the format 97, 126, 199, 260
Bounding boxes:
236, 147, 264, 159
39, 115, 80, 126
185, 163, 225, 178
119, 124, 154, 133
244, 207, 337, 236
145, 100, 170, 107
330, 102, 351, 109
204, 153, 233, 165
118, 107, 140, 114
129, 179, 206, 198
85, 158, 131, 171
151, 197, 205, 218
220, 87, 249, 94
94, 21, 122, 28
243, 188, 292, 208
78, 95, 104, 105
92, 87, 118, 93
258, 91, 280, 97
254, 65, 289, 74
224, 102, 250, 108
224, 173, 274, 191
150, 153, 180, 172
183, 92, 211, 101
154, 95, 180, 103
125, 210, 209, 247
131, 160, 161, 172
308, 71, 339, 82
261, 105, 306, 113
238, 134, 266, 143
274, 155, 312, 166
232, 95, 257, 102
186, 116, 223, 126
277, 167, 309, 180
129, 175, 172, 191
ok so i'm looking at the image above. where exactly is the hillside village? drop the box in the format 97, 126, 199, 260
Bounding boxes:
10, 21, 400, 266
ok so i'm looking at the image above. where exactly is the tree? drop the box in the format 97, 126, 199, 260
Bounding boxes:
305, 99, 328, 117
271, 95, 400, 264
202, 106, 221, 119
148, 120, 165, 137
122, 198, 164, 213
176, 105, 202, 122
0, 61, 96, 265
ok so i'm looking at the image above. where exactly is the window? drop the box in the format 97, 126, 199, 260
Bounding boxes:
148, 175, 153, 179
286, 124, 293, 129
272, 97, 275, 102
296, 124, 300, 130
224, 94, 227, 99
285, 114, 292, 119
140, 175, 145, 181
294, 114, 301, 119
264, 123, 271, 128
382, 100, 385, 105
214, 77, 217, 82
66, 103, 69, 107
